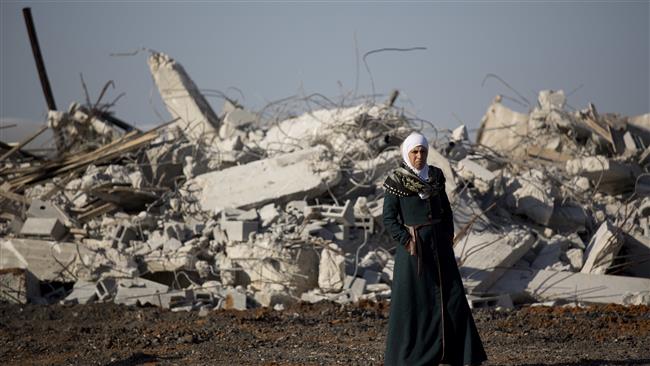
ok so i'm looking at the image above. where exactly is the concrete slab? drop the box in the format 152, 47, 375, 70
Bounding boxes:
64, 280, 98, 304
510, 170, 555, 226
476, 99, 530, 158
114, 278, 170, 306
0, 268, 40, 304
489, 268, 650, 305
20, 217, 67, 241
582, 221, 623, 275
148, 52, 220, 144
187, 145, 340, 211
221, 220, 258, 242
0, 239, 94, 282
455, 227, 536, 294
259, 104, 376, 154
27, 199, 71, 226
227, 240, 319, 296
566, 156, 639, 195
531, 238, 569, 270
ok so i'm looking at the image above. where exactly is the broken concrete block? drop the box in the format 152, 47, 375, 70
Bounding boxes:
476, 99, 530, 158
95, 277, 118, 301
623, 131, 641, 153
531, 237, 569, 271
26, 199, 71, 226
455, 227, 535, 294
259, 204, 280, 227
489, 268, 650, 305
221, 220, 258, 242
366, 283, 391, 294
0, 268, 40, 304
253, 288, 294, 308
114, 278, 170, 306
343, 275, 367, 302
227, 240, 319, 296
565, 248, 584, 271
64, 280, 98, 304
300, 289, 329, 304
457, 158, 495, 194
219, 109, 257, 139
110, 224, 138, 249
451, 125, 469, 142
307, 200, 355, 226
186, 145, 340, 211
466, 293, 513, 309
318, 244, 345, 292
537, 89, 566, 111
509, 170, 555, 226
582, 221, 623, 275
223, 289, 247, 310
627, 113, 650, 146
566, 156, 639, 195
259, 104, 379, 154
148, 52, 220, 144
20, 217, 67, 241
381, 259, 394, 284
358, 250, 391, 273
0, 239, 94, 282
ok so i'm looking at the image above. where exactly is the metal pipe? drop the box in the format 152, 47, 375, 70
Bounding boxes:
22, 7, 57, 111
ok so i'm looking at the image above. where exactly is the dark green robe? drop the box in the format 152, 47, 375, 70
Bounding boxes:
383, 166, 487, 366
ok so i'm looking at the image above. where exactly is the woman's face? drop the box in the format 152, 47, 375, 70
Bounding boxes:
408, 145, 428, 170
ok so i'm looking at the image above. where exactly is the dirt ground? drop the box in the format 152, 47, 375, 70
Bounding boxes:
1, 300, 649, 366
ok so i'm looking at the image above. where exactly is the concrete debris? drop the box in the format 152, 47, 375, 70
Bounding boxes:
19, 217, 67, 241
455, 227, 536, 294
185, 145, 341, 211
148, 52, 220, 145
581, 221, 623, 275
0, 268, 40, 304
457, 158, 496, 194
451, 125, 469, 142
566, 156, 639, 195
63, 280, 98, 305
318, 243, 345, 292
0, 239, 93, 282
489, 268, 650, 306
466, 293, 514, 309
1, 53, 648, 311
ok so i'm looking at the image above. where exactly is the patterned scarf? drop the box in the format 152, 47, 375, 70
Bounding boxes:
383, 162, 444, 198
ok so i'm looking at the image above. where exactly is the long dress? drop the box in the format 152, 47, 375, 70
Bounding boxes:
383, 165, 487, 366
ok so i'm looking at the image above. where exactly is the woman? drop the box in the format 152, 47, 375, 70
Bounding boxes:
383, 132, 487, 366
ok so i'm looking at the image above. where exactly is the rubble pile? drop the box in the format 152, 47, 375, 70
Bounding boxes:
2, 52, 649, 312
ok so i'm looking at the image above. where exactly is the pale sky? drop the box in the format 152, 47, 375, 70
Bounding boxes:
1, 1, 648, 147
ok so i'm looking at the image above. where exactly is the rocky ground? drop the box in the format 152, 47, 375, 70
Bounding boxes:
1, 301, 649, 366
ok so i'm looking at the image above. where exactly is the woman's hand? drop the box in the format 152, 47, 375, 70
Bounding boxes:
406, 227, 418, 256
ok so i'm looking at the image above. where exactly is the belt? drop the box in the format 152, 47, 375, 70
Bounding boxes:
405, 220, 438, 276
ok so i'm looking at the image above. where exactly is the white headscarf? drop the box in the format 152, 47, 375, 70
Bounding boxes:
401, 132, 429, 182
